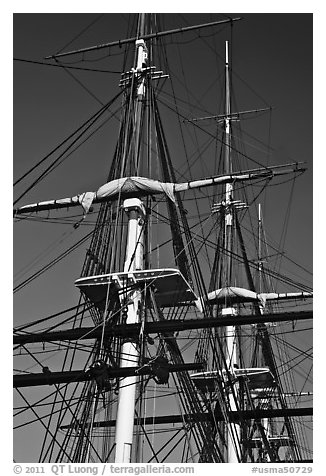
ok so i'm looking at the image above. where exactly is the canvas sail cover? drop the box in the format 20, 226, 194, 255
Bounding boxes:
14, 165, 305, 216
206, 286, 312, 306
96, 177, 176, 202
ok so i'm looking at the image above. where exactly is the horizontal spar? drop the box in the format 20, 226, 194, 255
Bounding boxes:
13, 362, 203, 388
45, 18, 242, 59
14, 310, 313, 346
60, 407, 313, 429
14, 164, 305, 215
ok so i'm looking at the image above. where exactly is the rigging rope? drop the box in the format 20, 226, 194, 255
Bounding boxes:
14, 92, 121, 189
14, 57, 121, 74
14, 90, 123, 205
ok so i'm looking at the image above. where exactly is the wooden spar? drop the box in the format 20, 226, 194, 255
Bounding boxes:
13, 163, 306, 216
13, 310, 313, 346
59, 407, 313, 429
13, 362, 204, 388
207, 289, 313, 304
44, 17, 242, 60
187, 107, 272, 123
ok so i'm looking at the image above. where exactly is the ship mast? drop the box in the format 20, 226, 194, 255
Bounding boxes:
258, 203, 263, 293
224, 40, 232, 286
223, 40, 241, 463
114, 13, 147, 463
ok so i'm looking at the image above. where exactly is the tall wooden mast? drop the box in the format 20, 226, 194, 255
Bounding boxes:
222, 40, 242, 463
114, 13, 147, 463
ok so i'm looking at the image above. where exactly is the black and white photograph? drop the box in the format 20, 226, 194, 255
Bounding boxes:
13, 10, 313, 466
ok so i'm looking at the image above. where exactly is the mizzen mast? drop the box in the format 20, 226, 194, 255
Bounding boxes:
222, 40, 242, 463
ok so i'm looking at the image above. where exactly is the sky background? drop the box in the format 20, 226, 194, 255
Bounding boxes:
10, 6, 315, 465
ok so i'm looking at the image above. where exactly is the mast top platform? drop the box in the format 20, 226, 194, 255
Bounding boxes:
191, 368, 276, 393
75, 268, 197, 310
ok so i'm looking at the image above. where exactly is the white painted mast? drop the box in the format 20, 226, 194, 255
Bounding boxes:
258, 203, 262, 292
114, 14, 147, 463
223, 40, 241, 463
114, 198, 146, 462
257, 203, 271, 461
